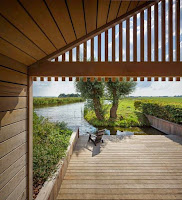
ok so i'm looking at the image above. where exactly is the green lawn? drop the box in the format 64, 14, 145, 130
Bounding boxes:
84, 97, 182, 127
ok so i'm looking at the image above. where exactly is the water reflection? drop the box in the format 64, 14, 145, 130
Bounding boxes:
34, 102, 165, 135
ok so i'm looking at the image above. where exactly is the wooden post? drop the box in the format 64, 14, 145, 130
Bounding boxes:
28, 76, 33, 200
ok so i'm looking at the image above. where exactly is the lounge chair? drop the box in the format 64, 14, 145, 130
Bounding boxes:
87, 129, 105, 146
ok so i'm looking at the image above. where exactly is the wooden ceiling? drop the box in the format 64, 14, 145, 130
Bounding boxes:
0, 0, 150, 66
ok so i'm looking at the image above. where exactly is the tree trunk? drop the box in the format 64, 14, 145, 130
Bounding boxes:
110, 89, 118, 120
93, 97, 104, 121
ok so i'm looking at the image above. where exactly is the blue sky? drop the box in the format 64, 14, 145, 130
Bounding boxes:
33, 0, 182, 97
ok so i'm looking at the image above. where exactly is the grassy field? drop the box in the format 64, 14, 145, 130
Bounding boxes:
84, 97, 182, 127
33, 97, 84, 107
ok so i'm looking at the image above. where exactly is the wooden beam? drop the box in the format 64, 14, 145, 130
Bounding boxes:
29, 1, 157, 67
28, 76, 33, 200
29, 61, 182, 77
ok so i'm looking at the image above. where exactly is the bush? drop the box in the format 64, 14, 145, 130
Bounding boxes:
134, 100, 182, 124
33, 112, 72, 196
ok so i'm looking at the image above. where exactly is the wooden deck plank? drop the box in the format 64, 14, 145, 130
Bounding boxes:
57, 135, 182, 200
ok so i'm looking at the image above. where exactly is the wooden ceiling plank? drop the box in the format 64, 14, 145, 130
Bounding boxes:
46, 0, 76, 44
84, 0, 97, 33
0, 16, 45, 60
107, 1, 121, 23
118, 1, 131, 17
19, 0, 65, 49
0, 0, 56, 55
97, 0, 110, 28
66, 0, 86, 38
0, 38, 35, 65
128, 1, 139, 12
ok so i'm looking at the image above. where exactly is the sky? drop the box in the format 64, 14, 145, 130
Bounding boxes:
33, 0, 182, 97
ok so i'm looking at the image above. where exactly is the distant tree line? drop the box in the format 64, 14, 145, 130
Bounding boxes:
58, 93, 81, 98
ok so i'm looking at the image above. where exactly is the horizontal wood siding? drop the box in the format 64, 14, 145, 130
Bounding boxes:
0, 54, 28, 200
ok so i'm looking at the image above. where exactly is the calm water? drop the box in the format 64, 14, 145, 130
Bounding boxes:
34, 102, 165, 135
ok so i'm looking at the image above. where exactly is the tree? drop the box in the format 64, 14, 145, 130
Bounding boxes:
106, 78, 136, 120
75, 78, 104, 120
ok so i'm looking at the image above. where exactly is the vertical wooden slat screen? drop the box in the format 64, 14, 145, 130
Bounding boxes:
105, 30, 108, 61
76, 46, 79, 62
147, 7, 151, 62
140, 11, 144, 62
126, 19, 130, 62
119, 23, 123, 62
84, 41, 87, 62
91, 38, 94, 61
176, 0, 180, 61
133, 15, 137, 62
98, 34, 101, 62
62, 53, 65, 62
162, 0, 166, 62
168, 0, 173, 61
154, 3, 158, 61
69, 50, 72, 62
112, 27, 115, 62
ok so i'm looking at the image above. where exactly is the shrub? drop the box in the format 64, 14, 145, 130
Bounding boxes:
134, 100, 182, 124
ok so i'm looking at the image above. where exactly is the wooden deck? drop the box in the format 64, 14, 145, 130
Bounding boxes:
57, 135, 182, 200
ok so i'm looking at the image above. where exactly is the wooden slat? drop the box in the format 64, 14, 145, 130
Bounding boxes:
140, 10, 144, 62
0, 131, 27, 159
0, 166, 26, 200
119, 23, 123, 62
0, 108, 27, 127
69, 50, 72, 62
0, 38, 35, 65
105, 30, 108, 62
112, 27, 115, 62
97, 0, 110, 28
47, 77, 51, 81
0, 154, 26, 190
133, 15, 137, 62
126, 19, 130, 62
30, 62, 182, 77
162, 0, 166, 62
0, 97, 27, 112
40, 77, 44, 81
0, 15, 45, 60
147, 7, 151, 62
84, 41, 87, 62
84, 0, 97, 33
0, 66, 27, 85
55, 77, 58, 81
0, 54, 27, 74
55, 57, 58, 62
0, 82, 27, 97
20, 0, 65, 49
0, 143, 26, 174
0, 0, 56, 54
107, 1, 121, 23
76, 46, 79, 62
91, 38, 94, 62
176, 0, 180, 61
98, 34, 101, 62
6, 177, 26, 200
46, 0, 76, 44
66, 0, 86, 38
154, 77, 159, 81
154, 3, 158, 61
62, 77, 65, 81
168, 0, 173, 61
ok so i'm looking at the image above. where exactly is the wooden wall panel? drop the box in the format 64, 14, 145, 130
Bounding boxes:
0, 54, 28, 200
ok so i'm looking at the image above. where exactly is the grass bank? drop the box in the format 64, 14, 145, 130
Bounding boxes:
33, 112, 72, 199
33, 97, 84, 107
84, 97, 182, 127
